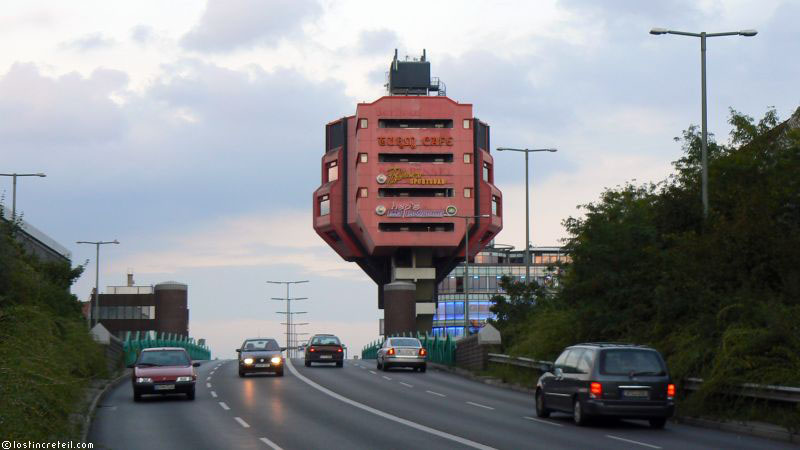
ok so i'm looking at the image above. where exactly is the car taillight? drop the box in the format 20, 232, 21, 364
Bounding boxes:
387, 348, 395, 355
337, 348, 343, 353
309, 347, 316, 352
590, 382, 602, 398
419, 348, 427, 356
667, 383, 675, 399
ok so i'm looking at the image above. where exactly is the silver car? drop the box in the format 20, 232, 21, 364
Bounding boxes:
376, 337, 427, 372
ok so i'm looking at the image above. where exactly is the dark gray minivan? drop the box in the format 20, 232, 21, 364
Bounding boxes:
535, 343, 675, 428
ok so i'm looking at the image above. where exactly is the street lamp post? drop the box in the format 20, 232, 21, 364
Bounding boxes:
268, 280, 308, 359
452, 214, 490, 338
496, 148, 557, 283
0, 173, 46, 220
76, 240, 120, 328
649, 27, 757, 218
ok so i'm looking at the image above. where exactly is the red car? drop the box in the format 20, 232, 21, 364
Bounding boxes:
130, 347, 200, 401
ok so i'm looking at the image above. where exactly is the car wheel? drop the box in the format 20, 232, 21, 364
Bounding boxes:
305, 360, 311, 367
133, 389, 142, 402
419, 365, 426, 373
238, 369, 245, 378
535, 390, 550, 418
187, 387, 195, 401
336, 361, 343, 368
376, 360, 382, 370
573, 398, 588, 426
649, 418, 667, 429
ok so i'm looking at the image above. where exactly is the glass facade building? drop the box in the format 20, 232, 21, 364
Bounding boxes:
432, 245, 569, 337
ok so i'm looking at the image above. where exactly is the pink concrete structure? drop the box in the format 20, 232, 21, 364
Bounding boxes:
313, 51, 502, 334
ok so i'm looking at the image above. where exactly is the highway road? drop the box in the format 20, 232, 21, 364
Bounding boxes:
89, 359, 795, 449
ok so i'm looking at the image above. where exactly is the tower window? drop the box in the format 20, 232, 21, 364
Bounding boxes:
319, 194, 330, 216
327, 160, 338, 182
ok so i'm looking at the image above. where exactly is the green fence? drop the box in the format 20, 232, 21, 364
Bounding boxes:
122, 331, 211, 366
362, 332, 456, 366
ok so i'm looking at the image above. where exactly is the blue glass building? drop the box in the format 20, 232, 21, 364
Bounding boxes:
432, 245, 568, 337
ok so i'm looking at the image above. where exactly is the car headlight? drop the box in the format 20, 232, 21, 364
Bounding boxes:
136, 377, 153, 383
244, 358, 254, 365
176, 376, 193, 382
270, 357, 282, 365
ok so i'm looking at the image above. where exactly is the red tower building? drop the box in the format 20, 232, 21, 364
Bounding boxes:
313, 50, 502, 335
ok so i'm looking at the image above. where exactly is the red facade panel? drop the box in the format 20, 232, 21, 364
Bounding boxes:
313, 96, 502, 285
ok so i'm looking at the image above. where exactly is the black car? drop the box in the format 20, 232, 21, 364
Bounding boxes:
237, 338, 285, 377
535, 343, 675, 428
304, 334, 344, 367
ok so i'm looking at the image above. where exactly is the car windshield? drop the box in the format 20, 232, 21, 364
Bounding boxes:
311, 336, 340, 345
243, 339, 280, 351
390, 338, 421, 347
600, 349, 665, 375
138, 350, 190, 367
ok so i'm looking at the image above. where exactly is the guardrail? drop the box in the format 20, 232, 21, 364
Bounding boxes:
122, 331, 211, 366
487, 353, 800, 404
362, 332, 457, 366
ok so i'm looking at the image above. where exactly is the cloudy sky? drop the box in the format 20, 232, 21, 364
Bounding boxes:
2, 0, 798, 358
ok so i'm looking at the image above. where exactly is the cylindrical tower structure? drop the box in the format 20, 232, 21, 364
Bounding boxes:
313, 50, 502, 337
154, 281, 189, 337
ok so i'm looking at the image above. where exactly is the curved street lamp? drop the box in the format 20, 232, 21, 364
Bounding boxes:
649, 28, 757, 218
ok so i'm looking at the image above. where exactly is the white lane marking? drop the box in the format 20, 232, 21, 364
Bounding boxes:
382, 376, 392, 381
369, 370, 377, 375
359, 367, 366, 370
426, 390, 446, 397
210, 391, 218, 398
206, 382, 212, 388
466, 401, 494, 410
605, 435, 662, 449
206, 377, 211, 381
234, 417, 250, 428
399, 382, 413, 388
523, 416, 563, 427
219, 402, 230, 410
286, 359, 495, 450
260, 437, 283, 450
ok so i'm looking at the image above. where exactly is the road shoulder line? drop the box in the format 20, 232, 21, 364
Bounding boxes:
286, 359, 495, 450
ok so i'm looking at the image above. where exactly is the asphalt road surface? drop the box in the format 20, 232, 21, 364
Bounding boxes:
89, 359, 796, 449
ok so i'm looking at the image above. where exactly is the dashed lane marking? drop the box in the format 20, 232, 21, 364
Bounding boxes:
234, 417, 250, 428
260, 437, 283, 450
466, 401, 494, 410
369, 370, 377, 375
400, 382, 413, 388
219, 402, 230, 410
210, 391, 218, 398
382, 376, 392, 381
426, 390, 446, 397
523, 416, 563, 427
605, 435, 661, 449
206, 382, 212, 388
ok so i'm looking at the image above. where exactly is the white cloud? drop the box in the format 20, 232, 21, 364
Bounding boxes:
496, 153, 674, 249
180, 0, 321, 52
113, 210, 363, 280
59, 32, 117, 51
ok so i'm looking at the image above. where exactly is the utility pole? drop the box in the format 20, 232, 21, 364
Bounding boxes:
268, 280, 308, 359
